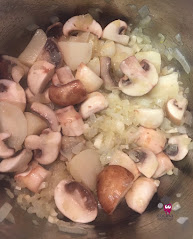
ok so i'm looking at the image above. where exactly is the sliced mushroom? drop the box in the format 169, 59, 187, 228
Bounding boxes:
46, 22, 63, 39
25, 130, 61, 165
136, 127, 166, 154
119, 56, 158, 96
75, 63, 103, 93
49, 80, 87, 107
97, 165, 134, 214
87, 57, 100, 76
0, 133, 15, 158
31, 102, 59, 132
0, 102, 27, 151
56, 106, 84, 136
0, 55, 29, 83
63, 14, 102, 38
165, 134, 191, 161
125, 177, 159, 214
100, 56, 116, 91
79, 92, 108, 119
55, 179, 98, 223
25, 88, 51, 104
61, 135, 86, 160
15, 162, 50, 193
19, 29, 47, 66
27, 60, 55, 95
0, 79, 26, 111
153, 152, 174, 178
56, 66, 75, 85
102, 20, 130, 45
37, 38, 63, 68
166, 97, 188, 125
67, 149, 102, 191
135, 108, 164, 129
109, 150, 140, 180
24, 112, 48, 136
128, 147, 158, 178
0, 149, 32, 173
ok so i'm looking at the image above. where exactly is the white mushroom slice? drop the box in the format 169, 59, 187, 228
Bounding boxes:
0, 149, 32, 173
125, 177, 159, 214
135, 51, 161, 73
100, 56, 116, 91
75, 63, 103, 93
0, 133, 15, 158
87, 57, 100, 76
97, 165, 134, 214
128, 147, 158, 178
56, 106, 84, 136
79, 92, 108, 119
166, 98, 188, 125
58, 41, 92, 71
27, 60, 55, 95
25, 88, 51, 104
19, 29, 47, 66
119, 56, 158, 96
54, 179, 98, 223
135, 108, 164, 129
63, 14, 102, 38
0, 79, 26, 111
31, 102, 59, 132
11, 65, 25, 83
25, 131, 61, 165
136, 127, 166, 154
24, 112, 48, 136
153, 152, 174, 178
15, 163, 50, 193
0, 102, 27, 151
109, 150, 140, 180
100, 40, 116, 58
56, 66, 75, 85
165, 134, 191, 161
67, 149, 103, 191
102, 20, 130, 45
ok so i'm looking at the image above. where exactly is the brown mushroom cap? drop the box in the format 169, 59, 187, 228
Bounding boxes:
97, 165, 134, 214
54, 179, 98, 223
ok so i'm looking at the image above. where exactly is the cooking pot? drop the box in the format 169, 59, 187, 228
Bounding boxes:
0, 0, 193, 238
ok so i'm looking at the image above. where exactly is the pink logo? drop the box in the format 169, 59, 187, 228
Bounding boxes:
164, 204, 172, 215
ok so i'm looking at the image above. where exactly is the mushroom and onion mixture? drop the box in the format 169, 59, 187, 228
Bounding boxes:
0, 14, 192, 224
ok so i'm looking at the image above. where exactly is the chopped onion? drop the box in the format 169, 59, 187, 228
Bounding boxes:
184, 111, 193, 126
158, 33, 165, 43
0, 202, 13, 222
173, 167, 179, 176
5, 188, 14, 199
173, 48, 190, 74
176, 193, 182, 198
139, 16, 152, 27
57, 220, 87, 235
172, 202, 181, 211
177, 126, 187, 134
157, 202, 163, 209
138, 5, 150, 18
32, 219, 39, 226
6, 212, 15, 224
177, 217, 188, 224
175, 33, 183, 45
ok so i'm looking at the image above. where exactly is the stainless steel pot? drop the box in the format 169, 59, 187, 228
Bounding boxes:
0, 0, 193, 238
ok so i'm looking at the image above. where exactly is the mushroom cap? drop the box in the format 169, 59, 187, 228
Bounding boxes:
46, 22, 63, 39
166, 97, 188, 125
0, 149, 32, 173
102, 20, 129, 45
31, 102, 59, 132
0, 132, 15, 158
54, 179, 98, 223
49, 80, 87, 107
125, 177, 159, 214
166, 134, 191, 161
97, 165, 134, 214
27, 60, 55, 95
25, 130, 61, 165
0, 79, 26, 111
128, 147, 158, 178
135, 108, 164, 129
63, 14, 102, 38
119, 56, 158, 96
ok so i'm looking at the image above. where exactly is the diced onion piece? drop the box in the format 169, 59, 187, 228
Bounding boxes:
138, 5, 150, 18
177, 217, 188, 224
172, 202, 181, 211
173, 48, 190, 74
0, 202, 12, 222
